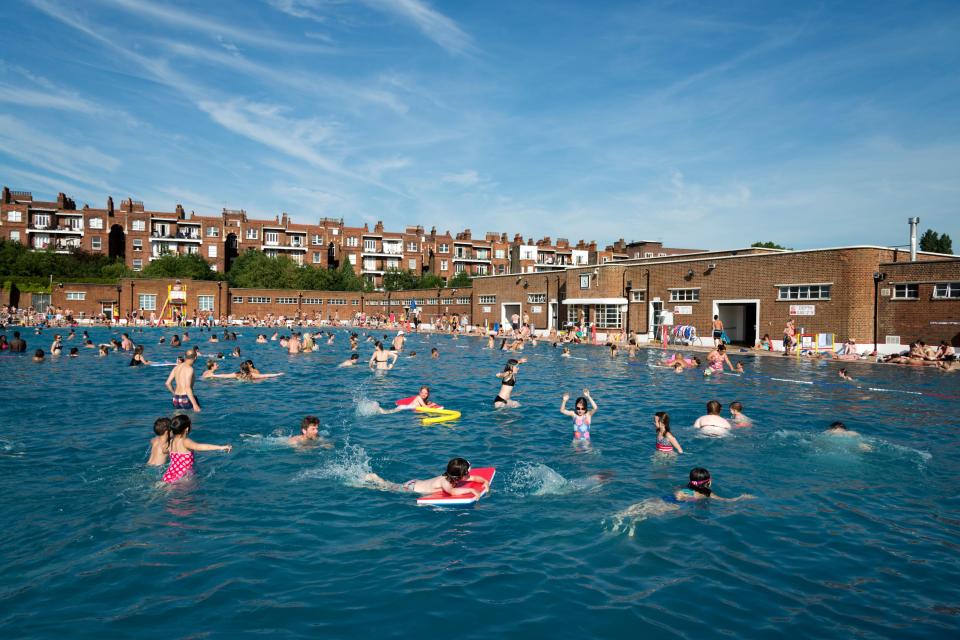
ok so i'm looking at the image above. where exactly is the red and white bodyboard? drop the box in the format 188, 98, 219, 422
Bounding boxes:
416, 467, 495, 506
395, 396, 442, 409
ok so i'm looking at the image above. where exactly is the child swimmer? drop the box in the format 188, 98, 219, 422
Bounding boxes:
364, 458, 490, 498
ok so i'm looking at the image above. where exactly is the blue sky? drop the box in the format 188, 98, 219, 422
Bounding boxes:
1, 0, 958, 250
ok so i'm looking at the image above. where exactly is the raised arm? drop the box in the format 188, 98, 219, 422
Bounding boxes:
559, 392, 574, 416
184, 438, 232, 453
583, 389, 598, 415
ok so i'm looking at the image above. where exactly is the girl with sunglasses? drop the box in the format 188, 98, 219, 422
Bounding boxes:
559, 389, 598, 444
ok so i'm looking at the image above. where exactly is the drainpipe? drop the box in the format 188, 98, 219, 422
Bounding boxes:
872, 271, 885, 354
908, 217, 919, 261
644, 269, 650, 335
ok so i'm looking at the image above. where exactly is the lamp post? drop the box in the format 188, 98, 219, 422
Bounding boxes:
625, 279, 632, 335
115, 283, 122, 325
873, 272, 886, 354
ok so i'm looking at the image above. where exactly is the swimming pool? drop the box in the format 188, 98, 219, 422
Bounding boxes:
1, 327, 958, 638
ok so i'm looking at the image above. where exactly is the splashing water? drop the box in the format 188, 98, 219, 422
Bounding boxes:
507, 462, 604, 496
355, 399, 384, 416
605, 498, 680, 537
293, 444, 373, 487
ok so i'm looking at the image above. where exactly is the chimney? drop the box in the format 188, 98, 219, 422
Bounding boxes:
281, 212, 289, 227
374, 220, 384, 233
2, 187, 9, 204
107, 196, 114, 215
175, 204, 185, 218
908, 217, 919, 261
57, 192, 67, 208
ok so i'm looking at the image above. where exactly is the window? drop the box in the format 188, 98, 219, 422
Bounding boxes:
659, 253, 667, 257
33, 213, 50, 228
265, 231, 279, 245
313, 252, 322, 264
208, 245, 218, 258
91, 237, 102, 251
327, 298, 347, 305
312, 234, 322, 245
497, 265, 505, 274
132, 259, 143, 271
207, 226, 219, 237
934, 283, 960, 299
87, 217, 102, 229
65, 291, 86, 301
133, 239, 143, 251
364, 239, 377, 251
893, 284, 919, 300
303, 298, 323, 305
138, 294, 156, 310
407, 242, 417, 251
132, 220, 145, 231
669, 289, 699, 302
351, 299, 359, 306
186, 245, 199, 255
386, 259, 399, 270
440, 260, 448, 271
276, 297, 298, 304
348, 254, 357, 265
455, 246, 466, 258
644, 252, 653, 258
291, 236, 303, 247
346, 236, 359, 247
455, 263, 465, 273
198, 295, 215, 312
580, 274, 590, 289
456, 297, 471, 305
7, 211, 21, 222
478, 295, 496, 304
476, 265, 488, 275
363, 259, 377, 271
247, 297, 272, 304
438, 243, 449, 253
246, 228, 258, 240
630, 290, 646, 302
409, 259, 417, 270
476, 249, 489, 260
10, 230, 20, 242
331, 228, 339, 236
596, 304, 623, 329
776, 284, 831, 300
233, 296, 244, 304
495, 249, 505, 259
528, 293, 546, 304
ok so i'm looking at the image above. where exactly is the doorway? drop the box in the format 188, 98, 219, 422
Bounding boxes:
713, 299, 759, 345
649, 300, 663, 342
501, 302, 521, 330
108, 224, 125, 260
225, 233, 239, 271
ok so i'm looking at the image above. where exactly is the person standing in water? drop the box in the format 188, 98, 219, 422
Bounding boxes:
494, 358, 526, 408
560, 389, 599, 444
369, 341, 398, 371
165, 349, 201, 411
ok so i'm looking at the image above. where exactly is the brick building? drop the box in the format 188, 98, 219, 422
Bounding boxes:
472, 246, 960, 350
877, 258, 960, 347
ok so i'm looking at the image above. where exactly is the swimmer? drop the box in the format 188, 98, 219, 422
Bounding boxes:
287, 333, 302, 354
392, 331, 405, 351
270, 331, 278, 341
201, 360, 233, 378
84, 339, 95, 349
486, 335, 495, 349
50, 335, 63, 355
350, 334, 359, 350
380, 386, 437, 414
824, 421, 872, 450
561, 347, 571, 358
98, 345, 109, 357
693, 400, 732, 436
431, 348, 439, 359
171, 335, 182, 347
729, 401, 752, 427
672, 467, 754, 502
121, 333, 134, 351
33, 349, 44, 362
838, 368, 854, 381
704, 344, 736, 376
363, 457, 489, 498
662, 353, 701, 369
68, 347, 79, 357
338, 354, 360, 367
369, 341, 398, 371
408, 351, 417, 358
159, 336, 166, 345
231, 347, 241, 358
232, 361, 283, 381
161, 415, 232, 484
207, 334, 218, 344
609, 342, 618, 357
288, 416, 333, 448
256, 334, 267, 344
129, 344, 151, 366
182, 332, 190, 343
147, 417, 172, 466
493, 358, 526, 408
560, 389, 598, 444
326, 334, 334, 345
654, 411, 683, 453
165, 349, 201, 411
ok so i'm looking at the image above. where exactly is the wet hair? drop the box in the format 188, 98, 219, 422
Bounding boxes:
706, 400, 722, 415
730, 401, 743, 413
431, 348, 438, 354
134, 345, 144, 355
419, 385, 430, 399
238, 361, 254, 380
443, 457, 471, 485
34, 349, 44, 359
693, 357, 702, 366
206, 360, 217, 370
714, 315, 719, 320
718, 343, 726, 352
168, 414, 192, 445
688, 467, 712, 496
374, 340, 383, 350
153, 417, 172, 436
69, 347, 79, 356
301, 415, 319, 431
574, 397, 588, 411
350, 353, 359, 360
655, 411, 671, 434
184, 348, 197, 361
829, 421, 847, 430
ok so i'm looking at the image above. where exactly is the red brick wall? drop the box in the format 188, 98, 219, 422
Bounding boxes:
878, 260, 960, 346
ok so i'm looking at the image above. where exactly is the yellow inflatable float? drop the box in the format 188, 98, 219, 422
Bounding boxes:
414, 406, 461, 426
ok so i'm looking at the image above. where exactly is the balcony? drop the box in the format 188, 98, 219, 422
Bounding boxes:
33, 238, 82, 253
453, 254, 491, 263
27, 225, 83, 234
150, 231, 201, 242
261, 243, 306, 252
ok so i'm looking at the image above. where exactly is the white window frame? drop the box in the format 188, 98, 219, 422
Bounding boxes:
65, 291, 86, 301
313, 252, 322, 264
247, 296, 272, 304
312, 234, 322, 245
246, 228, 259, 240
138, 294, 157, 310
7, 211, 21, 222
132, 239, 143, 251
892, 284, 919, 300
409, 259, 417, 270
208, 245, 218, 258
495, 249, 505, 259
207, 226, 220, 237
91, 237, 102, 251
669, 288, 700, 302
440, 260, 448, 271
580, 274, 590, 289
596, 304, 623, 329
776, 283, 832, 301
132, 259, 143, 271
630, 290, 646, 302
232, 296, 244, 304
478, 295, 496, 304
346, 236, 359, 247
933, 283, 960, 299
88, 217, 103, 229
348, 254, 357, 265
131, 220, 145, 232
276, 297, 298, 305
10, 230, 21, 242
198, 295, 215, 312
407, 242, 418, 252
438, 243, 449, 253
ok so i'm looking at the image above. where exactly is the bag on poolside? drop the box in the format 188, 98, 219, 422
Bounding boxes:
721, 331, 731, 344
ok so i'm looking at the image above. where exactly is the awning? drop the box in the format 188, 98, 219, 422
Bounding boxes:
561, 297, 628, 305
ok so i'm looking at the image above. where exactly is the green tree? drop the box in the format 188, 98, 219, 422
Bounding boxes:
383, 268, 419, 291
919, 229, 953, 254
141, 253, 221, 280
448, 271, 472, 288
294, 264, 332, 291
227, 249, 299, 289
328, 259, 366, 291
751, 241, 790, 250
416, 271, 444, 289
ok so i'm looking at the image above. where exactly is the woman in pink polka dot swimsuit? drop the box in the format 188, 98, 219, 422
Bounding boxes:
162, 415, 232, 484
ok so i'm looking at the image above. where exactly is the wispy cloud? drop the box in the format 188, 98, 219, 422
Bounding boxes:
441, 169, 481, 186
267, 0, 328, 24
360, 0, 475, 55
96, 0, 333, 53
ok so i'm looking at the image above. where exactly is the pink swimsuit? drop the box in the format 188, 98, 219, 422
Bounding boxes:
162, 451, 194, 483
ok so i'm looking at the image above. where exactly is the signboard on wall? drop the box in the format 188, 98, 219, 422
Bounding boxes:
789, 304, 815, 316
531, 305, 542, 313
482, 306, 492, 313
673, 305, 692, 315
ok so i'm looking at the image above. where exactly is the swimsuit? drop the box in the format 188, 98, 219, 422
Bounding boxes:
709, 359, 723, 372
656, 435, 674, 452
172, 394, 197, 409
162, 451, 194, 483
400, 480, 417, 492
494, 375, 515, 405
573, 414, 591, 440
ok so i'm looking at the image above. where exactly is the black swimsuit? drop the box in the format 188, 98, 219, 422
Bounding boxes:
494, 375, 516, 405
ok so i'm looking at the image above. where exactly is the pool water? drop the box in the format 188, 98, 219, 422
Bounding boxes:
1, 327, 959, 638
